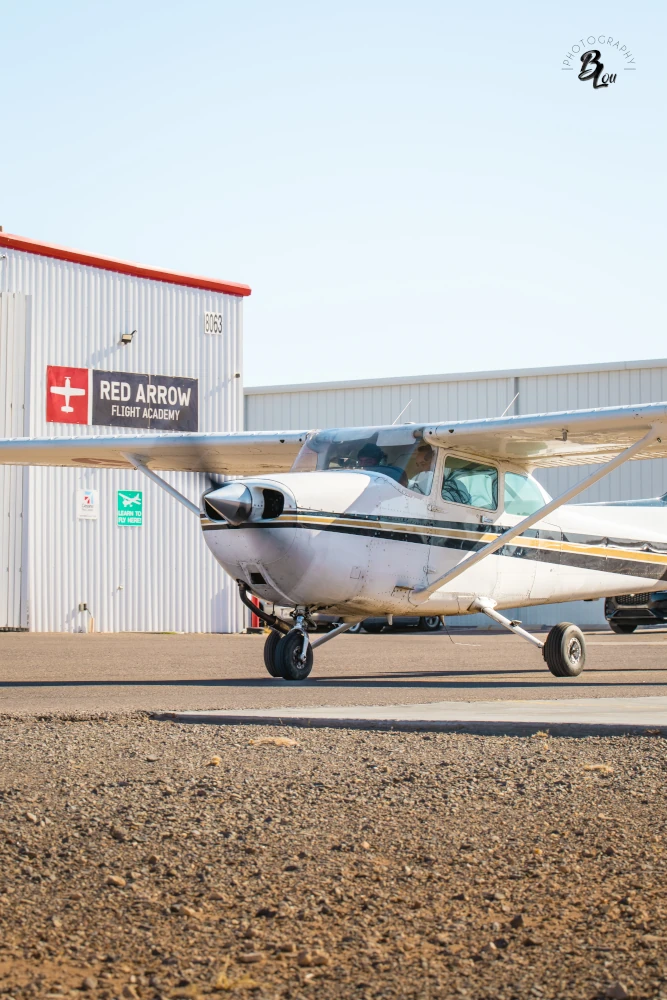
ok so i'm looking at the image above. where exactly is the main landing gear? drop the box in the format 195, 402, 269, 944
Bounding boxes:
474, 599, 586, 678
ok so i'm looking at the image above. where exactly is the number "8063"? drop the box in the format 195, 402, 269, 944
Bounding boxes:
204, 312, 224, 335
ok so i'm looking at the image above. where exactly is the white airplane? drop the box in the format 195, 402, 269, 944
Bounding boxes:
49, 377, 86, 413
119, 492, 142, 508
2, 401, 667, 681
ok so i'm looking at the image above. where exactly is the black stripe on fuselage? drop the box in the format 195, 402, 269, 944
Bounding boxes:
205, 506, 667, 553
202, 511, 667, 582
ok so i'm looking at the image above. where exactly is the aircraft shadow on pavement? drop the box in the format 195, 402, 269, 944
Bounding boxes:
1, 676, 667, 690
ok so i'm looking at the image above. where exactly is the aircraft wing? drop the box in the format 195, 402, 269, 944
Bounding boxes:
2, 402, 667, 475
0, 430, 309, 475
425, 401, 667, 468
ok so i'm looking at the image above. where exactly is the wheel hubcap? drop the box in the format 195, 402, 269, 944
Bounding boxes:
567, 638, 582, 664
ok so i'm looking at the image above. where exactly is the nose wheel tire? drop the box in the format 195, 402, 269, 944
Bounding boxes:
277, 629, 314, 681
419, 616, 442, 632
263, 630, 284, 678
543, 622, 586, 677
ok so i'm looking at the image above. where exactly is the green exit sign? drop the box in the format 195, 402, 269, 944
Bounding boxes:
117, 490, 143, 526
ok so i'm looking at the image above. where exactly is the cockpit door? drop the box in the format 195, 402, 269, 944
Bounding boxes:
497, 471, 562, 604
427, 453, 501, 596
495, 512, 537, 604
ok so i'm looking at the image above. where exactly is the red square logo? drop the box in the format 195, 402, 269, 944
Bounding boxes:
46, 366, 89, 424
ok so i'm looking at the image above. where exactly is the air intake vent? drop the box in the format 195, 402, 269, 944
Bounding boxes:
250, 571, 267, 586
262, 489, 285, 520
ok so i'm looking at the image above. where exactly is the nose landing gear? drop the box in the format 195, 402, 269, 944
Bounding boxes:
262, 611, 315, 680
263, 629, 284, 678
262, 615, 359, 680
275, 628, 315, 680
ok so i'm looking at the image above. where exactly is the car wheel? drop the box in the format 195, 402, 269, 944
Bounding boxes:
362, 622, 384, 634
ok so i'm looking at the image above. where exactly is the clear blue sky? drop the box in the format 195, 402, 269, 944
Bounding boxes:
3, 0, 665, 387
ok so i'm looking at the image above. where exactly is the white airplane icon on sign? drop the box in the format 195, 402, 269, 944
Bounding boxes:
50, 377, 86, 413
119, 492, 142, 508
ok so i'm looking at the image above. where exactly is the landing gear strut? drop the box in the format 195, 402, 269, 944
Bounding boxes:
473, 598, 586, 678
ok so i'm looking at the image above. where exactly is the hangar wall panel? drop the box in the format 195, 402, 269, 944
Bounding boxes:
0, 294, 28, 628
1, 248, 244, 632
246, 360, 667, 628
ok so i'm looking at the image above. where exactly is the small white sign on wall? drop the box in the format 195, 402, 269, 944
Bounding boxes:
76, 489, 98, 520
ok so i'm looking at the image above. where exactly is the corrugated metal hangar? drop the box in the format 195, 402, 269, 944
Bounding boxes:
245, 361, 667, 628
3, 229, 667, 632
0, 232, 249, 633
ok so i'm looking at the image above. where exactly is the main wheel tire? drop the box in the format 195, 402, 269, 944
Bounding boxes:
276, 630, 314, 681
362, 622, 384, 634
609, 621, 638, 634
263, 630, 284, 678
419, 615, 442, 632
543, 622, 586, 677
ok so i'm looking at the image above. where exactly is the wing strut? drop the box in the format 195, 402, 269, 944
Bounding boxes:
412, 425, 662, 603
122, 453, 201, 517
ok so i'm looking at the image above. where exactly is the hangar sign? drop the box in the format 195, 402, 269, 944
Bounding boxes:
46, 366, 198, 431
92, 371, 198, 431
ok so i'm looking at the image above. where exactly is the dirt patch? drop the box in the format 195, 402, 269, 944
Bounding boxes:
1, 717, 666, 999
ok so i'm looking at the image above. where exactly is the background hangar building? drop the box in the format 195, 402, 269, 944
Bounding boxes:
1, 230, 666, 632
0, 232, 248, 634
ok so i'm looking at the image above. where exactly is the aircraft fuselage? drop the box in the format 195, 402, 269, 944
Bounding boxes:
201, 467, 667, 619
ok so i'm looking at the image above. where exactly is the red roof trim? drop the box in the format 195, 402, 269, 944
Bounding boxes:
0, 232, 251, 297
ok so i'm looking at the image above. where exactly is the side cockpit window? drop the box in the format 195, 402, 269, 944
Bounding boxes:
441, 456, 498, 510
504, 471, 546, 515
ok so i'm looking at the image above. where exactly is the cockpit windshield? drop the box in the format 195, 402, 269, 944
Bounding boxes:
291, 427, 436, 494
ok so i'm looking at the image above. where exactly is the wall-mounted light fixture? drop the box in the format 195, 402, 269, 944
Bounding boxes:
120, 329, 136, 346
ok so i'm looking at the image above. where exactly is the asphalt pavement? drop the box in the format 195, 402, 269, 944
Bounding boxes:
2, 627, 667, 715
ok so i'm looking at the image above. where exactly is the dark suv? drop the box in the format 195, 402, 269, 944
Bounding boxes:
605, 592, 667, 633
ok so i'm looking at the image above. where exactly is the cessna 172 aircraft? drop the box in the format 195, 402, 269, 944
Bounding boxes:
2, 401, 667, 681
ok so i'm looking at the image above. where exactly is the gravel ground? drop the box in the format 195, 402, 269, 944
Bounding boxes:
1, 716, 666, 1000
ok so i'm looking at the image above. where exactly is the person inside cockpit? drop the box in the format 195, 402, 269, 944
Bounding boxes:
407, 444, 436, 495
357, 443, 386, 469
355, 443, 407, 484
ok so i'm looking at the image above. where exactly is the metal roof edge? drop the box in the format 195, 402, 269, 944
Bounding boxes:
245, 358, 667, 395
0, 232, 252, 297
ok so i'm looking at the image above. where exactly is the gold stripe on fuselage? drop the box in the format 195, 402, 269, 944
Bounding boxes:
200, 510, 667, 571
